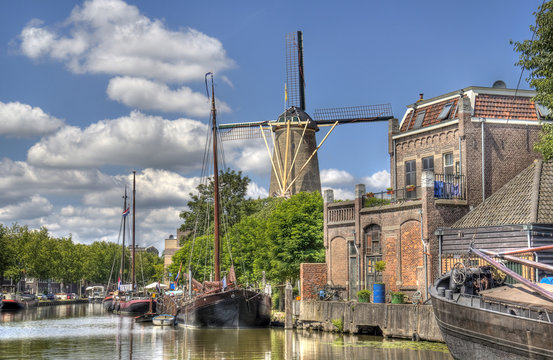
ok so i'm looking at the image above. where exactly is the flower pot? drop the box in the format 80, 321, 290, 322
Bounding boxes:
386, 190, 394, 195
391, 293, 404, 304
406, 187, 415, 192
372, 283, 385, 303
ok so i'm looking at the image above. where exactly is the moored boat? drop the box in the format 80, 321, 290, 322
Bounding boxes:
430, 246, 553, 359
1, 299, 25, 311
152, 314, 175, 326
175, 73, 271, 329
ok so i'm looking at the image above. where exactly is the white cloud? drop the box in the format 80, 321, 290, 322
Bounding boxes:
0, 101, 64, 138
0, 158, 116, 203
82, 169, 200, 209
229, 139, 271, 176
362, 170, 390, 191
106, 76, 230, 116
18, 0, 234, 83
322, 187, 354, 201
27, 111, 208, 170
0, 195, 53, 220
247, 182, 268, 199
320, 168, 355, 186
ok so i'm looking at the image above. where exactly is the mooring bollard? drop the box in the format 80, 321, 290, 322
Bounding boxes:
285, 282, 293, 329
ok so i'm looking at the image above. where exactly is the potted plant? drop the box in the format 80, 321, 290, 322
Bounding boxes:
357, 289, 372, 303
386, 187, 394, 195
372, 261, 386, 303
366, 192, 374, 198
391, 291, 405, 304
406, 184, 416, 192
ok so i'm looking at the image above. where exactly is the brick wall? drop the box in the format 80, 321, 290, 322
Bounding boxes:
399, 220, 423, 288
329, 236, 347, 287
300, 263, 327, 300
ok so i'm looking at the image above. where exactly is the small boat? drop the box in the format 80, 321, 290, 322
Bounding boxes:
152, 314, 175, 326
430, 246, 553, 360
106, 173, 156, 316
134, 313, 156, 323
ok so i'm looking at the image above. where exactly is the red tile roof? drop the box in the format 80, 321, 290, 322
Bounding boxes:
400, 98, 459, 132
400, 91, 540, 133
473, 94, 538, 120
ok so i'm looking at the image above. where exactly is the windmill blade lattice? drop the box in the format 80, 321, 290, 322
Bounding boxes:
313, 104, 394, 125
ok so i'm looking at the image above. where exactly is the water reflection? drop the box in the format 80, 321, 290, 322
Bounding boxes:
0, 304, 451, 359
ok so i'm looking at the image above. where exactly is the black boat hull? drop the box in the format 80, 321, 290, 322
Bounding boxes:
430, 286, 553, 359
118, 299, 155, 315
177, 289, 271, 328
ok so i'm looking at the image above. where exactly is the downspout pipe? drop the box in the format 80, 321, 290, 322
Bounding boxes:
352, 230, 361, 293
419, 209, 428, 300
481, 119, 486, 202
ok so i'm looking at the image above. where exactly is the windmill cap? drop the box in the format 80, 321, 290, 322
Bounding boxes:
277, 106, 318, 130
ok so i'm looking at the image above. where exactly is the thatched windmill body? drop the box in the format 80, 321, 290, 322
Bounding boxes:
219, 31, 393, 197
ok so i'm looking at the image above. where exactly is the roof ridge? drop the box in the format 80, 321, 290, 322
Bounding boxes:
530, 159, 543, 223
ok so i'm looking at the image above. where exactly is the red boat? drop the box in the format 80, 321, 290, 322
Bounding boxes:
2, 299, 25, 311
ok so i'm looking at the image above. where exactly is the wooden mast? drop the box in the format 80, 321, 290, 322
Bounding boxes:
131, 171, 136, 290
209, 73, 221, 282
120, 186, 127, 288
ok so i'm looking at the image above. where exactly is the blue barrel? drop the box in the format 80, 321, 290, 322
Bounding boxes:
373, 283, 385, 303
540, 277, 553, 284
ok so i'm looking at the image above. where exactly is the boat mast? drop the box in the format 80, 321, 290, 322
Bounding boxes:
208, 72, 221, 282
132, 171, 136, 290
120, 186, 128, 288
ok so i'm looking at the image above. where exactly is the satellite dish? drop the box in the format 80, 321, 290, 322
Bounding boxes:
492, 80, 506, 89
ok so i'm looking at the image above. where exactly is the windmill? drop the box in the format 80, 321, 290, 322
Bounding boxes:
219, 31, 394, 197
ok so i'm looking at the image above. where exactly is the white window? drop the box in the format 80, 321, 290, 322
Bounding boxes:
444, 153, 454, 175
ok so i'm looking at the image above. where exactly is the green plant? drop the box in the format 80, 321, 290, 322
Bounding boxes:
374, 261, 386, 273
357, 289, 372, 303
331, 319, 344, 333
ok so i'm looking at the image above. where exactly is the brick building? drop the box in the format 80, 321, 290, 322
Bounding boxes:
318, 82, 547, 301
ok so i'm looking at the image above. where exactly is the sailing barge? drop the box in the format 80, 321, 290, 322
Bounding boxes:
175, 73, 271, 328
430, 245, 553, 359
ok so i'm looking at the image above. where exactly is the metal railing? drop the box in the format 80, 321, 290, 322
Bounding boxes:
434, 174, 466, 200
364, 186, 420, 207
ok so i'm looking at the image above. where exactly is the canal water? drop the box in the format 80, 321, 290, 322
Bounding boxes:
0, 303, 452, 359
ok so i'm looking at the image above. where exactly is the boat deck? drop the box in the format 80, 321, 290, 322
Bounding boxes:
480, 283, 553, 312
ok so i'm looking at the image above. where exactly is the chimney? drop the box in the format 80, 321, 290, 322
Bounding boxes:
418, 93, 424, 102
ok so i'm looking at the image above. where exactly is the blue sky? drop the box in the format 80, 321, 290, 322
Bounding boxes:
0, 0, 540, 250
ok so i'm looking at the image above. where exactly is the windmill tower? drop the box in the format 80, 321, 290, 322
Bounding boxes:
219, 31, 394, 197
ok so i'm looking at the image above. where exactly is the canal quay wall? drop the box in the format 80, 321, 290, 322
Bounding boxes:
38, 299, 89, 307
289, 300, 443, 342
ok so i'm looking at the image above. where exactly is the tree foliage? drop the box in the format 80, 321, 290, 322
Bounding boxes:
179, 168, 252, 242
0, 224, 163, 291
534, 123, 553, 160
512, 1, 553, 114
172, 191, 324, 288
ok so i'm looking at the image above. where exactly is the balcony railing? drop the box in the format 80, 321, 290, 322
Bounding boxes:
364, 187, 419, 207
434, 174, 466, 200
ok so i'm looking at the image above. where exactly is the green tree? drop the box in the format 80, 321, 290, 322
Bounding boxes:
534, 123, 553, 160
266, 192, 325, 285
179, 168, 251, 243
512, 1, 553, 113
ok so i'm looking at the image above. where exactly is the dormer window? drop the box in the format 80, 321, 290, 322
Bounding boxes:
536, 103, 551, 118
437, 102, 454, 121
413, 110, 426, 129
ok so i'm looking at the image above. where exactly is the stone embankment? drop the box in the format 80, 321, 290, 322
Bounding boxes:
287, 300, 443, 342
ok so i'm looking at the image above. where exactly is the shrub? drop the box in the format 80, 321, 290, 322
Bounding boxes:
357, 289, 372, 303
331, 319, 343, 333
